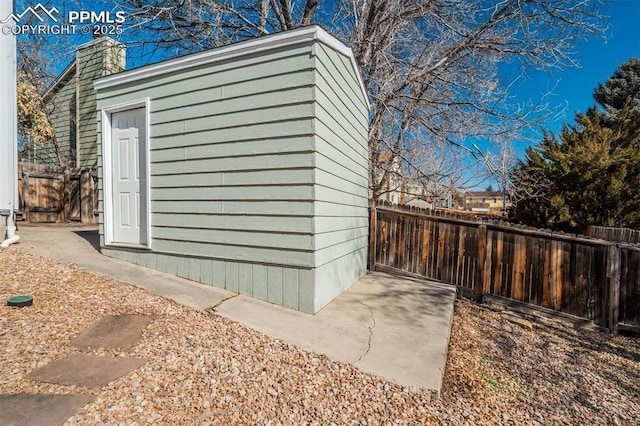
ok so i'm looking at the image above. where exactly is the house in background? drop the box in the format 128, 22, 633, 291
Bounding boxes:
464, 190, 510, 215
18, 36, 125, 224
376, 154, 452, 209
94, 26, 370, 314
35, 35, 125, 167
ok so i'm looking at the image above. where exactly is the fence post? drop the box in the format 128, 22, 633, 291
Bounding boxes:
607, 244, 621, 335
61, 168, 70, 222
475, 224, 487, 302
368, 200, 377, 271
22, 171, 31, 223
80, 168, 93, 224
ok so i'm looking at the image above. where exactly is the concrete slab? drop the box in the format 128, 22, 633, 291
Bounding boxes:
216, 272, 456, 390
14, 224, 456, 392
0, 393, 92, 426
27, 354, 147, 389
17, 224, 234, 310
72, 314, 156, 348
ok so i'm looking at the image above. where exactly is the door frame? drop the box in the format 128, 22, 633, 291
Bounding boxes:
101, 98, 151, 248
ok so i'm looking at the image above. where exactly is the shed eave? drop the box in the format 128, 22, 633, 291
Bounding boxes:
94, 26, 320, 91
94, 25, 369, 108
313, 27, 370, 109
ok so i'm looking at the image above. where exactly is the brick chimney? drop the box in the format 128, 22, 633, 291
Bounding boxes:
75, 37, 126, 168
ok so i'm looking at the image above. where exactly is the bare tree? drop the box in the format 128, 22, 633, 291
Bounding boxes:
113, 0, 320, 62
112, 0, 606, 197
342, 0, 605, 198
15, 0, 81, 165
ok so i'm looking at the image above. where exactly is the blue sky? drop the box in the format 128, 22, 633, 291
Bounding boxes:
510, 0, 640, 157
25, 0, 639, 170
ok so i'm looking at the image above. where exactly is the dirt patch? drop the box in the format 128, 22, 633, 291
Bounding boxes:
27, 354, 147, 389
0, 394, 93, 426
72, 315, 156, 348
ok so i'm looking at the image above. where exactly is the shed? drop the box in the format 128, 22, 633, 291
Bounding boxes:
94, 26, 370, 314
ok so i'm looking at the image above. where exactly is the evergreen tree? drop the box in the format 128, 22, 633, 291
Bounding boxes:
593, 58, 640, 121
510, 58, 640, 232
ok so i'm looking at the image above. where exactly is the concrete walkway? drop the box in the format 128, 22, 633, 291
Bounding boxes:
15, 223, 456, 392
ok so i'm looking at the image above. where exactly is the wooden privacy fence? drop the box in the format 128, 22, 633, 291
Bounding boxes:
369, 201, 640, 334
18, 162, 98, 224
587, 225, 640, 244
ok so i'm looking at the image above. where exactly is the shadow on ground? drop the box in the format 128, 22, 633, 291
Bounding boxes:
73, 230, 100, 252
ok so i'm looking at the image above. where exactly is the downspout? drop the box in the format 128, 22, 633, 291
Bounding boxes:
1, 212, 19, 248
0, 0, 19, 248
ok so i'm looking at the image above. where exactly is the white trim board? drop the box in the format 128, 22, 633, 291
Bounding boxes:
94, 25, 369, 108
101, 98, 152, 249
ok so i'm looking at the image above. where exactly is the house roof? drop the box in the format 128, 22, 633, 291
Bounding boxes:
94, 25, 369, 109
465, 191, 503, 197
43, 58, 76, 101
43, 37, 125, 101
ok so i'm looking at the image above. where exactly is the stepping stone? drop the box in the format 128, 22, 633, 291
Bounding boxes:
27, 354, 146, 389
72, 314, 156, 348
0, 393, 92, 426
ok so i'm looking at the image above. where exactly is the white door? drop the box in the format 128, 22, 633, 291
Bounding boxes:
110, 108, 147, 246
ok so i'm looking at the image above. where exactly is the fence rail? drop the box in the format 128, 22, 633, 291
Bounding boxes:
369, 201, 640, 334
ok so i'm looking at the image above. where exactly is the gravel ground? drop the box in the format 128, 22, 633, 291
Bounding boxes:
1, 247, 638, 425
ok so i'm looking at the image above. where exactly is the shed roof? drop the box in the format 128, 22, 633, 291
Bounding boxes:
94, 25, 369, 108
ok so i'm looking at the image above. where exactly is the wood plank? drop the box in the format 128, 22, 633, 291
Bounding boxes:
420, 219, 431, 277
402, 215, 410, 272
560, 241, 570, 313
542, 238, 552, 309
512, 235, 525, 301
475, 225, 487, 301
484, 230, 493, 294
457, 226, 466, 287
368, 204, 377, 271
551, 240, 560, 310
388, 213, 397, 268
416, 216, 424, 275
607, 245, 621, 334
493, 232, 503, 297
504, 233, 514, 298
629, 251, 640, 326
436, 221, 445, 281
619, 249, 629, 324
430, 219, 438, 279
593, 247, 606, 326
576, 246, 587, 318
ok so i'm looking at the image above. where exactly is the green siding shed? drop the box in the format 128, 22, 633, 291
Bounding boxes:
94, 26, 369, 314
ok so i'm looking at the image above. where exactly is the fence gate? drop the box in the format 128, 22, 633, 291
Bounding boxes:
18, 162, 97, 224
68, 173, 82, 221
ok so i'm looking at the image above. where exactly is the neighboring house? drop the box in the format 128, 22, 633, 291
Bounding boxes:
464, 190, 510, 214
376, 155, 452, 209
35, 36, 125, 167
403, 180, 452, 209
94, 26, 370, 314
376, 152, 403, 204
